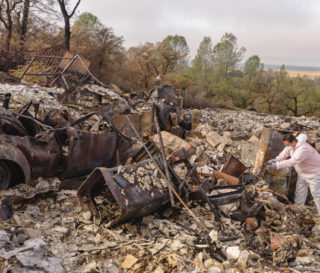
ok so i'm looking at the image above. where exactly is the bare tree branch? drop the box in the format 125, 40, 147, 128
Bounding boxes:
69, 0, 80, 18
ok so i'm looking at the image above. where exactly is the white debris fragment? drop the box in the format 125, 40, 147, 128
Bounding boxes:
226, 246, 241, 260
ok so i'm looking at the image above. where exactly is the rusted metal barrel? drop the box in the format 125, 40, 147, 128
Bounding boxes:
253, 129, 285, 175
77, 158, 170, 226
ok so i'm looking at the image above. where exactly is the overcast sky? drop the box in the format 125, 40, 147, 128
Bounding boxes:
77, 0, 320, 67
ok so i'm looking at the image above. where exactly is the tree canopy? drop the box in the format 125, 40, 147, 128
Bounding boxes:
0, 6, 320, 116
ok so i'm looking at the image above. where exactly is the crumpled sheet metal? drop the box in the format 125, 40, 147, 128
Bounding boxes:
222, 155, 247, 178
0, 142, 30, 189
111, 111, 154, 138
253, 128, 285, 175
60, 130, 120, 179
77, 159, 170, 226
0, 231, 66, 273
0, 107, 27, 136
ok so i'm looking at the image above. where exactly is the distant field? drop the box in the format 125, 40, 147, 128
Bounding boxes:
286, 70, 320, 79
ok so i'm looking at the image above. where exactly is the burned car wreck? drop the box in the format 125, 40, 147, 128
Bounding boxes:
0, 81, 191, 190
0, 101, 133, 190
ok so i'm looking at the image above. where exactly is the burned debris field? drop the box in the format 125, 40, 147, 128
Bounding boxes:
1, 1, 320, 270
0, 69, 320, 273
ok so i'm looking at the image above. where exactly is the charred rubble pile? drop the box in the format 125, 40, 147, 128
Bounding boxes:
0, 81, 320, 273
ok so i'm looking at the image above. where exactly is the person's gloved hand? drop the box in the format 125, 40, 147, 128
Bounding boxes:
268, 159, 277, 164
268, 162, 278, 170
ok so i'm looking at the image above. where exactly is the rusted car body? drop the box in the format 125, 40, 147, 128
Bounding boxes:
0, 105, 132, 189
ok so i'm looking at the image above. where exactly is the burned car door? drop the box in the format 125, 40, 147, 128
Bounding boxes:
59, 130, 122, 179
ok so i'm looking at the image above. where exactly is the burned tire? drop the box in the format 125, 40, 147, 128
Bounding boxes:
0, 160, 11, 190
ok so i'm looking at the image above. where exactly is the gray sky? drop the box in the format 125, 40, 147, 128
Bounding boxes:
76, 0, 320, 67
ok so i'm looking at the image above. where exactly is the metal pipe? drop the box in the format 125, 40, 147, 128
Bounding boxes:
153, 110, 175, 207
23, 73, 62, 76
33, 55, 74, 59
20, 56, 35, 80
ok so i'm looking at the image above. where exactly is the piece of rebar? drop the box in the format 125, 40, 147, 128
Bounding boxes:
16, 114, 54, 129
182, 152, 202, 185
61, 75, 69, 89
283, 267, 320, 272
179, 165, 197, 191
153, 111, 175, 207
197, 186, 222, 220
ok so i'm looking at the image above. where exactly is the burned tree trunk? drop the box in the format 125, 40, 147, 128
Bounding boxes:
293, 97, 298, 116
0, 0, 23, 53
56, 0, 81, 51
19, 0, 30, 58
63, 14, 71, 50
5, 16, 12, 53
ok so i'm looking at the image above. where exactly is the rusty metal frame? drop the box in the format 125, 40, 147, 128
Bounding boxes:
19, 54, 97, 89
20, 55, 75, 79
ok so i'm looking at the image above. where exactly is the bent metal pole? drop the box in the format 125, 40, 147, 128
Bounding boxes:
125, 116, 206, 230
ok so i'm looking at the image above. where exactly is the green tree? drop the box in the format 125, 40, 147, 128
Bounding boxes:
73, 11, 99, 33
256, 70, 277, 113
188, 36, 214, 95
192, 37, 214, 80
213, 32, 246, 80
282, 76, 312, 116
244, 55, 261, 78
253, 67, 288, 114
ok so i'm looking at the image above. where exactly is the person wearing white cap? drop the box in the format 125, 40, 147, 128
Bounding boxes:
268, 133, 320, 214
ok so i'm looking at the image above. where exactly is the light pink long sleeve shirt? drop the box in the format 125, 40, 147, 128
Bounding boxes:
276, 140, 320, 176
